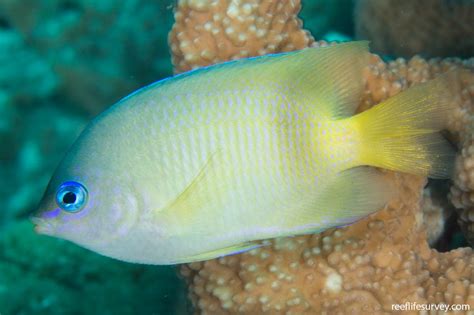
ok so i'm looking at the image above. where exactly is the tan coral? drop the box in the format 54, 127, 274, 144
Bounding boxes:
422, 184, 453, 246
355, 0, 474, 58
451, 134, 474, 245
362, 54, 474, 248
169, 0, 314, 73
169, 1, 474, 313
363, 55, 474, 249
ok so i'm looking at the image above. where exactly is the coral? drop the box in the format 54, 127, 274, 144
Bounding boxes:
422, 183, 455, 246
170, 1, 474, 313
447, 66, 474, 245
362, 54, 474, 248
0, 220, 188, 314
354, 0, 474, 58
451, 134, 474, 245
169, 0, 315, 73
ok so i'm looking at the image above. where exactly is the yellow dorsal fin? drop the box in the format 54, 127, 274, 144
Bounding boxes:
166, 41, 370, 120
266, 41, 370, 119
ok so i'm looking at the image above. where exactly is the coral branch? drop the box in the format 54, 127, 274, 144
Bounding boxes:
169, 0, 314, 73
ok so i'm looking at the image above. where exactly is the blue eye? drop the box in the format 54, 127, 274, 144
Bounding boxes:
56, 181, 88, 212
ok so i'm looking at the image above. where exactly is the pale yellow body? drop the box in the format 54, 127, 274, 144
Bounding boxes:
34, 42, 455, 264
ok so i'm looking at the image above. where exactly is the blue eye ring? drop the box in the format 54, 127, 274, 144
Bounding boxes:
56, 181, 88, 212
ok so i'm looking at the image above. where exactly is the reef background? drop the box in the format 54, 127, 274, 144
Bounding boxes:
0, 0, 471, 314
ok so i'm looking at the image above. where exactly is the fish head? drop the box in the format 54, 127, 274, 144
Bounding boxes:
31, 124, 143, 255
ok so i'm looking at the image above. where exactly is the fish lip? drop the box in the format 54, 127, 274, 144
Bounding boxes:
29, 215, 55, 235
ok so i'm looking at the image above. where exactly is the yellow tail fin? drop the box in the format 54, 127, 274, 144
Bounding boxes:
351, 73, 458, 179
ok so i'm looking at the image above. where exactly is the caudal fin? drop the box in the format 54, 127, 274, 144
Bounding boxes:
352, 72, 458, 179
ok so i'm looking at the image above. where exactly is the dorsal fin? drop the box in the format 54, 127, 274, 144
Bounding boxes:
281, 41, 370, 119
126, 41, 370, 122
202, 41, 371, 120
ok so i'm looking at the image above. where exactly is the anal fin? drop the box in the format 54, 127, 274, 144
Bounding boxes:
282, 167, 394, 235
175, 242, 262, 263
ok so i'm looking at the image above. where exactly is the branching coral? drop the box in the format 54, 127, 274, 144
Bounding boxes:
169, 0, 314, 73
354, 0, 474, 58
170, 0, 474, 313
365, 56, 474, 249
452, 142, 474, 244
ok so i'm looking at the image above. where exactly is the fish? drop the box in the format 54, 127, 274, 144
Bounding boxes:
31, 41, 456, 265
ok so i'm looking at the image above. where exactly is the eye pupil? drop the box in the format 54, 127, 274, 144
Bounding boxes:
63, 192, 77, 204
56, 181, 87, 212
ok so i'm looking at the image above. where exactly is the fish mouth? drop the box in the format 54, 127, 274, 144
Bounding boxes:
30, 215, 55, 235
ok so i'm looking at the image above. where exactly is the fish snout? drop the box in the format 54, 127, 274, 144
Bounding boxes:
30, 215, 55, 235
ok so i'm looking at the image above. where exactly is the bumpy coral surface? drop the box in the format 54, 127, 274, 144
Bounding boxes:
355, 0, 474, 58
452, 139, 474, 245
170, 0, 474, 313
368, 56, 474, 248
422, 182, 456, 246
169, 0, 314, 73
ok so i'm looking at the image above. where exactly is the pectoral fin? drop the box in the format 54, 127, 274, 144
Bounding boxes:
157, 150, 224, 234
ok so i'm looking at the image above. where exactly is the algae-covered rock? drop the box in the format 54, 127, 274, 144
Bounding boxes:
0, 220, 188, 315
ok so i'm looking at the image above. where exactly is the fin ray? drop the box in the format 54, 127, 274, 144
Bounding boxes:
174, 242, 262, 263
258, 41, 370, 119
156, 149, 223, 234
352, 72, 458, 178
274, 167, 393, 236
290, 41, 370, 119
179, 41, 370, 120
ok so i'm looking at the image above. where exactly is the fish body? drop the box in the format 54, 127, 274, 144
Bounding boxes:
33, 42, 455, 264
